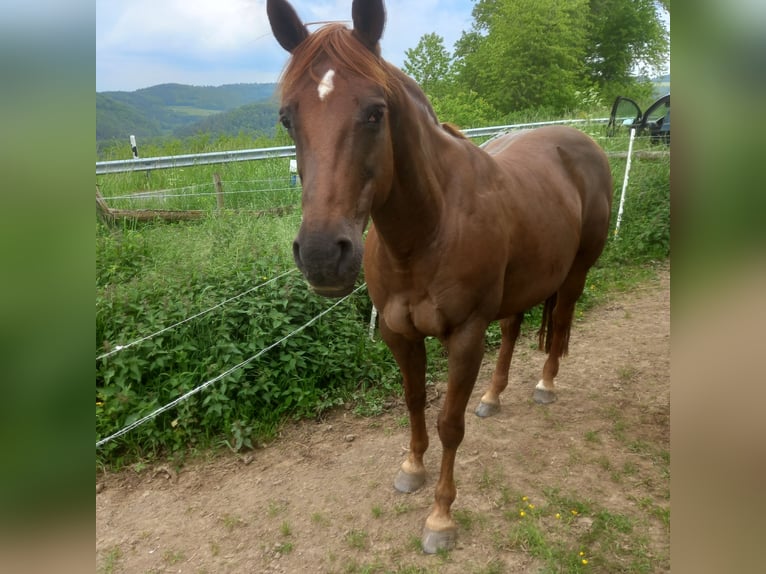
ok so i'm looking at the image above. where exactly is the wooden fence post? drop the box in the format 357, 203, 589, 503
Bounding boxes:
96, 186, 115, 226
213, 173, 224, 211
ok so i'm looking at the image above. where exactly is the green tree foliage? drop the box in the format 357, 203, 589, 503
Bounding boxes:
445, 0, 668, 116
97, 94, 161, 140
586, 0, 669, 103
402, 33, 455, 97
429, 90, 500, 129
455, 0, 591, 114
402, 33, 500, 127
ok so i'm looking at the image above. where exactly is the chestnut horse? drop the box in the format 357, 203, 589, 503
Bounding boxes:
267, 0, 612, 554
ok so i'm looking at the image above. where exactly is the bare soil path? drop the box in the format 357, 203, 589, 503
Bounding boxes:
97, 265, 669, 573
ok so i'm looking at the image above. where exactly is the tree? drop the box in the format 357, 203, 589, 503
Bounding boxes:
402, 32, 500, 128
586, 0, 669, 102
455, 0, 591, 114
430, 90, 500, 129
453, 0, 669, 116
402, 33, 455, 98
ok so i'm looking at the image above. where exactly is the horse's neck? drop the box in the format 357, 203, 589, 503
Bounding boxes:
370, 81, 457, 258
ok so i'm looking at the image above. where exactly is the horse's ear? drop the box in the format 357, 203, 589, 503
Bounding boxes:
267, 0, 309, 53
352, 0, 386, 54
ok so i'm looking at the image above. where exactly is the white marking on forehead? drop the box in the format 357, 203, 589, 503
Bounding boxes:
317, 69, 336, 101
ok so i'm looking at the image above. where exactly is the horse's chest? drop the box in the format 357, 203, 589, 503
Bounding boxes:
381, 295, 447, 339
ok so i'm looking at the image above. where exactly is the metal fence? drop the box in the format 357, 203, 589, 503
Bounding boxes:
96, 119, 609, 175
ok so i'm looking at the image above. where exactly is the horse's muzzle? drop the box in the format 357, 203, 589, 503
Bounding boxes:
292, 229, 362, 298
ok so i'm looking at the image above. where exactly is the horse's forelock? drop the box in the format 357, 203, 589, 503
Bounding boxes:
280, 24, 393, 97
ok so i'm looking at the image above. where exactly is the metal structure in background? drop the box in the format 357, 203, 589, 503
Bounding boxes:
95, 119, 609, 176
96, 145, 298, 175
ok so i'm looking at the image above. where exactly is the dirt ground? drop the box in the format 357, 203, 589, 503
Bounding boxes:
96, 265, 670, 573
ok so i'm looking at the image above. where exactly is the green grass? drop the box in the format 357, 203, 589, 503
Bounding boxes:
98, 546, 122, 574
220, 513, 246, 531
345, 529, 369, 550
274, 542, 294, 555
487, 488, 664, 573
280, 521, 292, 536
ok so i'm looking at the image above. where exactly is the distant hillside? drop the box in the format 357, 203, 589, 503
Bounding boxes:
97, 94, 161, 141
175, 101, 281, 139
96, 82, 278, 141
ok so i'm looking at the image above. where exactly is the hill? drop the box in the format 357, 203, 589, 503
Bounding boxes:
174, 101, 280, 139
96, 82, 278, 142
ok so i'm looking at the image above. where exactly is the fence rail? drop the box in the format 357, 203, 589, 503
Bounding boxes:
95, 119, 610, 175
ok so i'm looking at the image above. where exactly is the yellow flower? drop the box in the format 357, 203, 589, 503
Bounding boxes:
521, 496, 528, 502
579, 551, 585, 557
571, 509, 579, 516
528, 503, 535, 509
582, 559, 588, 565
555, 513, 561, 519
519, 510, 526, 518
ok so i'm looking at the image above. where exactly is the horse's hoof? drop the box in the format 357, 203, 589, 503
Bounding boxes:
421, 525, 457, 554
475, 401, 500, 418
394, 469, 426, 493
533, 388, 557, 404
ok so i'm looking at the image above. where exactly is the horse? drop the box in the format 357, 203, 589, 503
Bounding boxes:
267, 0, 613, 554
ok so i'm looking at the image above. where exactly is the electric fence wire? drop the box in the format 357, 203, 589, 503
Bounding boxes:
96, 283, 367, 449
96, 268, 298, 361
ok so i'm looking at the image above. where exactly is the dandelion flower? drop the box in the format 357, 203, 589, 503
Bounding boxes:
555, 513, 561, 519
519, 510, 526, 518
521, 496, 528, 502
528, 503, 535, 509
582, 559, 588, 565
579, 551, 585, 557
571, 509, 579, 516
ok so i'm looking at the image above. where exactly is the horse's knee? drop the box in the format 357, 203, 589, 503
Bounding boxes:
436, 415, 465, 450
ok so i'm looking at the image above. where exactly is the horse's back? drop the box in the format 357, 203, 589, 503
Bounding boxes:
487, 125, 612, 256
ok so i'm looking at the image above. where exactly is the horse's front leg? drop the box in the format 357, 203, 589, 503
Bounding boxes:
422, 321, 487, 554
379, 320, 429, 494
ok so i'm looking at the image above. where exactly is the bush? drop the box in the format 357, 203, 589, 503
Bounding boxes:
96, 213, 400, 467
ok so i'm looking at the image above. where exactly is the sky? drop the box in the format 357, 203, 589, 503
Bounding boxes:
96, 0, 475, 92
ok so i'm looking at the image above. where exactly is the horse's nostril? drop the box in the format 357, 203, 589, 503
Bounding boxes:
337, 238, 353, 260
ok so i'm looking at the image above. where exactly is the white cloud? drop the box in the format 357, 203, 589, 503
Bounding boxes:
98, 0, 270, 57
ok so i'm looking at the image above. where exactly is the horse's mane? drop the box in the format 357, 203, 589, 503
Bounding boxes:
280, 24, 393, 96
442, 122, 468, 139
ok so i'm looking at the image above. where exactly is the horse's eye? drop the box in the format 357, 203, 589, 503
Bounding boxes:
280, 116, 292, 130
368, 108, 384, 124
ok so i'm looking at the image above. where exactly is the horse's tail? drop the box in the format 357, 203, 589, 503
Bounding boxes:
537, 293, 571, 357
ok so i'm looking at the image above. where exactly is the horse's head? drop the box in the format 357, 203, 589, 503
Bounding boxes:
268, 0, 394, 297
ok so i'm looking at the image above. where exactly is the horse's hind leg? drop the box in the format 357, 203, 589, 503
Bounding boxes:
534, 269, 589, 404
475, 314, 523, 417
